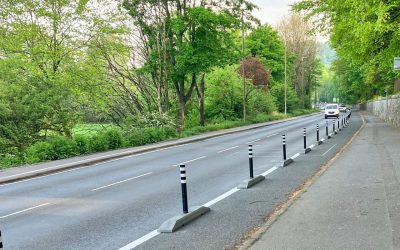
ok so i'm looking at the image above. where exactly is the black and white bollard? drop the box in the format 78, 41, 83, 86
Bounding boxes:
180, 165, 188, 214
282, 134, 287, 161
248, 144, 254, 179
0, 230, 3, 250
326, 121, 329, 138
333, 120, 336, 134
338, 119, 340, 131
303, 128, 307, 150
317, 124, 320, 143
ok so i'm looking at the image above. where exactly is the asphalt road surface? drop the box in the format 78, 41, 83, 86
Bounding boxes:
0, 112, 361, 250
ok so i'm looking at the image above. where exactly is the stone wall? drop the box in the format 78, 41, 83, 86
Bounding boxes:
366, 95, 400, 127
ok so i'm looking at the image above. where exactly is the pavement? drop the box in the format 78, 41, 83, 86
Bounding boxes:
243, 112, 400, 250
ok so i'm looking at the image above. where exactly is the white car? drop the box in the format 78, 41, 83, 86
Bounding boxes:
324, 104, 339, 119
339, 104, 347, 112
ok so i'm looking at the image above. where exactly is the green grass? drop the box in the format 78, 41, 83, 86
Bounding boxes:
72, 124, 116, 136
0, 110, 318, 169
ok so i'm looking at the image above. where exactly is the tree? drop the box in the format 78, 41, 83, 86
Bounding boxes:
277, 14, 319, 108
123, 0, 257, 131
0, 0, 125, 152
246, 25, 285, 83
293, 0, 400, 100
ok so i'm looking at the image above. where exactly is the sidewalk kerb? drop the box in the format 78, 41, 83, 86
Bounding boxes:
237, 113, 365, 250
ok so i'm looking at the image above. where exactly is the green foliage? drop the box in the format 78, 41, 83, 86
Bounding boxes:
25, 141, 55, 164
270, 83, 299, 113
73, 135, 89, 155
248, 90, 277, 115
205, 65, 243, 120
293, 0, 400, 101
246, 25, 285, 82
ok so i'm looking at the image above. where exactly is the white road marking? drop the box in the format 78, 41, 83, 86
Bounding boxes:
173, 156, 206, 166
203, 188, 239, 207
0, 203, 50, 219
217, 146, 239, 153
266, 133, 279, 138
118, 230, 160, 250
322, 144, 337, 156
291, 153, 300, 159
261, 166, 278, 177
309, 144, 315, 149
119, 164, 280, 249
247, 138, 261, 144
91, 172, 152, 191
0, 145, 184, 185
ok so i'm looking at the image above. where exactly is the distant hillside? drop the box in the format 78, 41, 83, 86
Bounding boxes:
318, 42, 337, 67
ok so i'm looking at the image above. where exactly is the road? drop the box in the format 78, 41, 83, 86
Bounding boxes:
0, 112, 360, 249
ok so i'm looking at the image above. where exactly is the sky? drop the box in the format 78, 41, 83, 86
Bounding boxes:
250, 0, 298, 27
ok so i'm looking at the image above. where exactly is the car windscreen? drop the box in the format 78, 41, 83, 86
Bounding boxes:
326, 105, 338, 110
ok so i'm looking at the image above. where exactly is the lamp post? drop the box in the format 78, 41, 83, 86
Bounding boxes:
284, 38, 287, 115
241, 9, 246, 122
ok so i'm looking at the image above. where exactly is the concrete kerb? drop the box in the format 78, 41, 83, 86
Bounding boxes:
158, 206, 210, 233
238, 175, 266, 189
282, 158, 294, 167
0, 112, 321, 185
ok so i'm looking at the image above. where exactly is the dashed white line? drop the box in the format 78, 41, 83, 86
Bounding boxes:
92, 172, 152, 191
173, 156, 206, 166
118, 230, 160, 250
0, 145, 185, 187
0, 203, 51, 219
247, 138, 261, 144
266, 133, 279, 138
218, 146, 239, 153
322, 144, 337, 156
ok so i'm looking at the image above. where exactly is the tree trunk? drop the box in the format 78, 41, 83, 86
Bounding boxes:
199, 73, 205, 126
177, 96, 185, 132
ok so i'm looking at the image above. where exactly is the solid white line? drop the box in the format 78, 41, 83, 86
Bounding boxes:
118, 230, 160, 250
266, 133, 279, 138
217, 146, 239, 153
261, 166, 278, 177
291, 153, 300, 159
119, 165, 280, 249
0, 145, 184, 182
92, 172, 152, 191
173, 156, 206, 166
0, 203, 50, 219
247, 138, 261, 144
322, 144, 337, 156
202, 188, 239, 207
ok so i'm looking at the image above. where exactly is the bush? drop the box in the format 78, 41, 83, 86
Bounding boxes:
88, 133, 109, 152
73, 135, 89, 155
50, 137, 78, 160
0, 155, 24, 168
25, 141, 54, 164
102, 129, 124, 150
